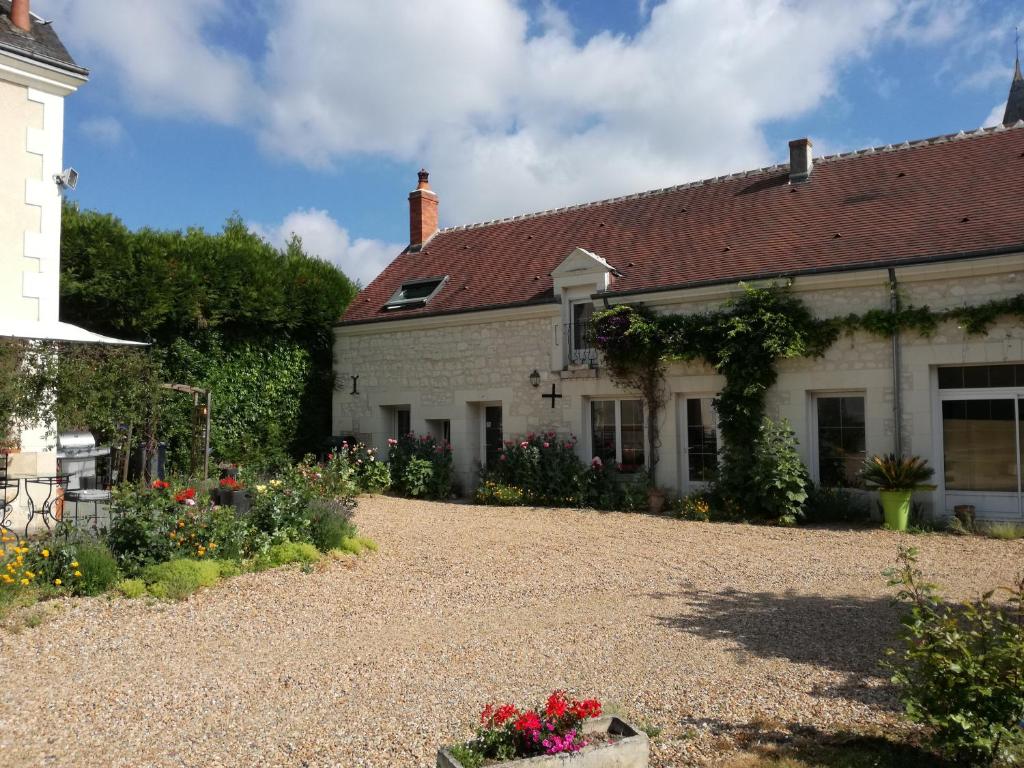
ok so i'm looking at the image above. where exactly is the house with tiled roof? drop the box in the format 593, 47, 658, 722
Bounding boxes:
335, 63, 1024, 521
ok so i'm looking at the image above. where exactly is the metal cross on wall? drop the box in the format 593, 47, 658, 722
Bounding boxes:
542, 383, 562, 408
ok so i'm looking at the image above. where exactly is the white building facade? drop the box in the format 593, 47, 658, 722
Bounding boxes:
335, 87, 1024, 523
1, 0, 87, 523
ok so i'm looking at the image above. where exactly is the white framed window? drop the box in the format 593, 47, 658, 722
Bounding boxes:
683, 397, 719, 483
590, 398, 646, 473
810, 393, 866, 487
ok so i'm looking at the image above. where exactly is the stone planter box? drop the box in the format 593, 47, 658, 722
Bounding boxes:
437, 716, 648, 768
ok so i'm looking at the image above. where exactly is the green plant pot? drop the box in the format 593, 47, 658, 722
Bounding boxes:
879, 489, 912, 531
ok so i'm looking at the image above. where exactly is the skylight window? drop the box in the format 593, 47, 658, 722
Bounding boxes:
383, 276, 448, 310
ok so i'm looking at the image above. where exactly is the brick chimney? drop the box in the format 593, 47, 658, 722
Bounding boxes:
408, 169, 438, 248
10, 0, 31, 32
788, 138, 813, 183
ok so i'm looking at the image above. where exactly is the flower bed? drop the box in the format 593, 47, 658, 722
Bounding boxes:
1, 453, 375, 618
475, 433, 649, 512
439, 692, 648, 767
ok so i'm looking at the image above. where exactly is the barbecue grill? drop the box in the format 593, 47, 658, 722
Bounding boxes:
57, 431, 111, 491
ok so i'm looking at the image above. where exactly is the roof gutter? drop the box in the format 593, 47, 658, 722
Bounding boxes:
591, 242, 1024, 301
0, 41, 89, 78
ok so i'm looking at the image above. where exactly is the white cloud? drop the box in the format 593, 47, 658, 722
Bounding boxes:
40, 0, 255, 124
982, 101, 1007, 127
37, 0, 1001, 229
250, 209, 401, 287
79, 116, 124, 144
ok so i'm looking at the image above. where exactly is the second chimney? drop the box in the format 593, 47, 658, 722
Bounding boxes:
10, 0, 31, 32
408, 169, 438, 249
788, 138, 813, 183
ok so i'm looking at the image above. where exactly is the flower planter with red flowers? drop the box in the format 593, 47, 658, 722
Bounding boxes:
217, 476, 251, 514
438, 692, 649, 768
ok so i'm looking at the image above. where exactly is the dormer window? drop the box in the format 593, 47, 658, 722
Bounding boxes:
383, 276, 448, 310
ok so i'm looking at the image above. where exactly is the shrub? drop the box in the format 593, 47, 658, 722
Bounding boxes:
69, 539, 120, 596
862, 454, 935, 491
308, 499, 356, 552
401, 457, 435, 498
474, 481, 525, 506
142, 558, 223, 601
251, 541, 320, 570
333, 441, 391, 493
716, 417, 808, 524
482, 432, 585, 506
803, 485, 872, 525
117, 578, 147, 599
673, 491, 713, 521
336, 536, 377, 555
979, 522, 1024, 541
388, 433, 453, 499
886, 547, 1024, 766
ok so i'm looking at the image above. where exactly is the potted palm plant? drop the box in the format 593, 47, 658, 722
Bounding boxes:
860, 454, 935, 531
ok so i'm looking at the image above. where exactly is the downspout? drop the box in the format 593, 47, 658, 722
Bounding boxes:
888, 268, 903, 456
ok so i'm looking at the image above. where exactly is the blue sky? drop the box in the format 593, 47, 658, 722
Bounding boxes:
40, 0, 1024, 286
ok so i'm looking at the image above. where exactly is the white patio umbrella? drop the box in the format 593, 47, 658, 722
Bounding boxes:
0, 319, 147, 345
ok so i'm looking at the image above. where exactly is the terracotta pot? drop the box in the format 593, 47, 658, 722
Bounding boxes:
647, 488, 667, 515
953, 504, 976, 529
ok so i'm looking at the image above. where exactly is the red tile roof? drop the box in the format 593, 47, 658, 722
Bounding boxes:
341, 124, 1024, 325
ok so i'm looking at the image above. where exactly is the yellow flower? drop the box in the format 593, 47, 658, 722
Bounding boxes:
24, 571, 34, 579
256, 484, 268, 494
70, 561, 79, 568
20, 578, 28, 585
41, 549, 49, 558
209, 542, 217, 550
269, 479, 283, 488
53, 578, 62, 586
74, 571, 82, 577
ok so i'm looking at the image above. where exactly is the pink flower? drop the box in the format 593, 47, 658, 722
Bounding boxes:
520, 441, 529, 449
184, 498, 196, 507
499, 454, 507, 462
543, 442, 550, 449
591, 456, 603, 468
387, 438, 398, 446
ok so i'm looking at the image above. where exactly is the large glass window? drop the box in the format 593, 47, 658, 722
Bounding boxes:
590, 399, 645, 473
942, 399, 1019, 492
815, 395, 866, 487
686, 398, 718, 482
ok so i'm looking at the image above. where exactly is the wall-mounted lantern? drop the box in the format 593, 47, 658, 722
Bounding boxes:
529, 369, 541, 388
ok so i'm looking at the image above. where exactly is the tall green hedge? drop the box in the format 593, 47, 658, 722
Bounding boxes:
49, 203, 358, 472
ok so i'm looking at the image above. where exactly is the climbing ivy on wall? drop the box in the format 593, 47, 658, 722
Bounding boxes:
592, 283, 1024, 521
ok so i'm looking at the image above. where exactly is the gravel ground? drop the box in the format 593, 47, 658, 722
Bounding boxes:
2, 497, 1022, 768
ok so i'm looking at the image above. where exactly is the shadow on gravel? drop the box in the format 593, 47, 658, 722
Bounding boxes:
653, 588, 905, 705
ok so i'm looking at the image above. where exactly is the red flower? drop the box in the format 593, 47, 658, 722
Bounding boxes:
545, 690, 568, 719
514, 711, 542, 733
481, 703, 519, 726
570, 698, 602, 720
174, 487, 196, 503
151, 480, 170, 490
219, 476, 239, 490
493, 704, 518, 725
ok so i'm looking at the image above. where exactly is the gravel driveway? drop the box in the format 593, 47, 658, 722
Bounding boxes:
2, 497, 1021, 767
